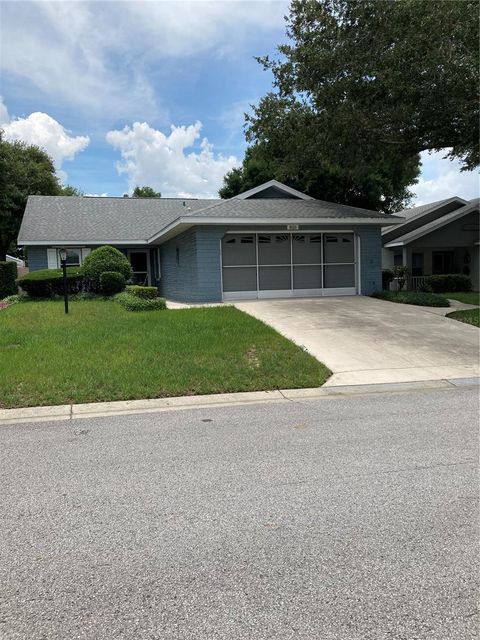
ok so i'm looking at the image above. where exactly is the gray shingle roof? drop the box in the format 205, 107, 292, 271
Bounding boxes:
18, 196, 219, 243
186, 198, 399, 221
18, 193, 402, 244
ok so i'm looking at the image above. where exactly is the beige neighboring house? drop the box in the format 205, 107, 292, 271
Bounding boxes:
382, 197, 480, 291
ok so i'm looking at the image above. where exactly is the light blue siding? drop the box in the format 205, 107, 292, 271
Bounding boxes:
26, 246, 48, 271
26, 228, 383, 300
355, 227, 382, 295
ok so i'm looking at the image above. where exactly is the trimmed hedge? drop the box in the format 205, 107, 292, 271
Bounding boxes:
125, 285, 158, 299
424, 274, 472, 293
81, 246, 132, 289
100, 271, 126, 295
0, 261, 17, 298
115, 291, 166, 311
371, 290, 449, 307
16, 267, 84, 298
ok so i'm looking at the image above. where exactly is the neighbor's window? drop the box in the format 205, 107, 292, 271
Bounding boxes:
58, 248, 81, 266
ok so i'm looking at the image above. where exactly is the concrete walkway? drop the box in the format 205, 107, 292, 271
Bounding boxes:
234, 297, 480, 386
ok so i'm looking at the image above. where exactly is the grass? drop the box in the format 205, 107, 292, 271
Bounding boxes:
446, 308, 480, 328
0, 299, 330, 409
371, 290, 449, 307
442, 291, 480, 306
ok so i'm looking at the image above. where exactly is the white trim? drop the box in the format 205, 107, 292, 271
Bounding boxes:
19, 240, 148, 246
148, 216, 402, 244
221, 231, 358, 301
234, 179, 314, 201
356, 235, 362, 295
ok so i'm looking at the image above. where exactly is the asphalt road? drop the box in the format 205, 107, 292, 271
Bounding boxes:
0, 387, 478, 640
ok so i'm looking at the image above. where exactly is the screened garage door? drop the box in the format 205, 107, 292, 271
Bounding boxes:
221, 232, 357, 300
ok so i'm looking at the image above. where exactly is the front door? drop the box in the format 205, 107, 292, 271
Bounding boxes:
128, 250, 150, 285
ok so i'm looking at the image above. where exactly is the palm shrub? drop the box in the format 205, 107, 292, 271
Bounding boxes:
0, 261, 17, 298
81, 246, 132, 290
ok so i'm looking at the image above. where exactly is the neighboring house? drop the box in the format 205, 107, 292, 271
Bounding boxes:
6, 254, 28, 277
6, 254, 25, 267
17, 180, 403, 303
382, 197, 480, 291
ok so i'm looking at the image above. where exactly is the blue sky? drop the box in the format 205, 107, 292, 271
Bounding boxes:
1, 0, 478, 204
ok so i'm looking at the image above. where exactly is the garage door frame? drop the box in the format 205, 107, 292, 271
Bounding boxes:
221, 231, 360, 300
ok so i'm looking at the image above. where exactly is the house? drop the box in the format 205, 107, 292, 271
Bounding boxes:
6, 254, 27, 277
18, 180, 403, 302
382, 197, 480, 291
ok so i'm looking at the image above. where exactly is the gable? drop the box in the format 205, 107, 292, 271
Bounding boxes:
244, 185, 300, 199
235, 179, 313, 201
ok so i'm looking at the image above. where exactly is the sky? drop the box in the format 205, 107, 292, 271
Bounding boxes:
0, 0, 478, 205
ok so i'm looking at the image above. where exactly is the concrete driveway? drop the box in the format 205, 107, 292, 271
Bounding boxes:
234, 297, 480, 386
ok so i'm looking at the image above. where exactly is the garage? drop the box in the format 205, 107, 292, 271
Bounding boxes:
221, 232, 358, 300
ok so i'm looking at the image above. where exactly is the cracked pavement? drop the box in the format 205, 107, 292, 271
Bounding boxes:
0, 386, 478, 639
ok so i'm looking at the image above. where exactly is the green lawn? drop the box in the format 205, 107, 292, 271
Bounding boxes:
446, 308, 480, 328
0, 300, 330, 409
443, 291, 480, 306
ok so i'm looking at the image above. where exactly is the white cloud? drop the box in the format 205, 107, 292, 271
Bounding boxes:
0, 1, 287, 119
413, 150, 479, 205
0, 98, 89, 180
106, 120, 239, 198
0, 96, 9, 125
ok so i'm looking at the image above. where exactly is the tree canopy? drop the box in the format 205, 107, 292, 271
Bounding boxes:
0, 133, 60, 261
220, 0, 478, 211
132, 185, 162, 198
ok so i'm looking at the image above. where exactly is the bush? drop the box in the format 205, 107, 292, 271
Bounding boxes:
0, 261, 18, 298
417, 281, 433, 293
100, 271, 126, 295
371, 290, 449, 307
125, 285, 158, 299
425, 274, 472, 293
81, 246, 132, 290
382, 269, 394, 290
115, 291, 166, 311
16, 267, 84, 298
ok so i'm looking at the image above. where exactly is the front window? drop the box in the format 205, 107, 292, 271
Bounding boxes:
58, 248, 81, 266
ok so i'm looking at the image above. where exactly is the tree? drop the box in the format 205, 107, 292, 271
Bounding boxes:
132, 185, 161, 198
221, 0, 478, 210
59, 184, 83, 196
0, 133, 60, 261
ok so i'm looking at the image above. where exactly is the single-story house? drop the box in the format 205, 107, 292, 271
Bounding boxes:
18, 180, 403, 302
382, 197, 480, 291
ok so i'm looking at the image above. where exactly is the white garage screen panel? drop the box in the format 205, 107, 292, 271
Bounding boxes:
221, 232, 357, 299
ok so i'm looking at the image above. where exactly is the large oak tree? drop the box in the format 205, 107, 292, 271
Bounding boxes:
220, 0, 478, 211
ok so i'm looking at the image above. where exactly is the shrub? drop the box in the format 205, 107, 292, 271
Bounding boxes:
16, 267, 84, 298
115, 291, 166, 311
0, 261, 18, 298
382, 269, 394, 290
81, 246, 132, 290
417, 281, 433, 293
125, 285, 158, 299
392, 265, 408, 291
100, 271, 126, 295
371, 290, 449, 307
425, 274, 472, 293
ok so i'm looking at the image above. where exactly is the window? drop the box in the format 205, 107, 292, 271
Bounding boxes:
432, 251, 455, 275
411, 253, 424, 277
57, 248, 81, 266
175, 247, 180, 266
